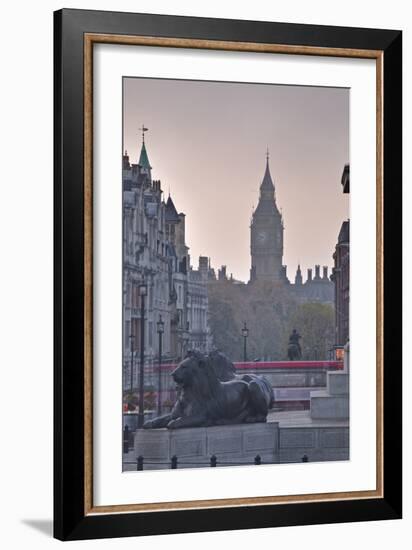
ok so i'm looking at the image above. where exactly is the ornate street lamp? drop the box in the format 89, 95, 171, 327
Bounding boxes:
156, 315, 164, 416
241, 322, 249, 362
137, 279, 148, 428
335, 346, 345, 361
129, 333, 135, 392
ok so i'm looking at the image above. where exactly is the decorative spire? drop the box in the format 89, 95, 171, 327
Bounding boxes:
253, 150, 281, 218
295, 264, 303, 285
260, 151, 275, 194
165, 195, 180, 223
138, 125, 151, 170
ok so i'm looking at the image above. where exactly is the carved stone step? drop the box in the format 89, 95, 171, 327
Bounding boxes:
310, 391, 349, 420
327, 372, 349, 396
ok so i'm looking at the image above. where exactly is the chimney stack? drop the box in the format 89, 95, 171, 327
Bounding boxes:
218, 265, 227, 281
315, 265, 321, 279
199, 256, 208, 272
307, 268, 312, 282
323, 266, 328, 279
123, 150, 130, 170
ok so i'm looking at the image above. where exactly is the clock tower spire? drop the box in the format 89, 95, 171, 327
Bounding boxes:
250, 151, 286, 283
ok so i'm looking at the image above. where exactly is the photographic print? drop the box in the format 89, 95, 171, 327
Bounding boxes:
122, 77, 350, 472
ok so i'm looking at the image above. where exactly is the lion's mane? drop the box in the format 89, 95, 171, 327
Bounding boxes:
176, 352, 226, 421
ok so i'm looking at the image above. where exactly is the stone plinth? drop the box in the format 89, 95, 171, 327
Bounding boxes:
327, 372, 349, 395
310, 391, 349, 420
310, 370, 349, 420
133, 423, 279, 470
124, 415, 350, 471
279, 425, 349, 462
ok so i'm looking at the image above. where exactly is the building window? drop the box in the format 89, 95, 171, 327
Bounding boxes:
124, 321, 130, 351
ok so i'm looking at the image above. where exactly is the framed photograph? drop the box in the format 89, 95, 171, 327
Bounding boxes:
54, 9, 402, 541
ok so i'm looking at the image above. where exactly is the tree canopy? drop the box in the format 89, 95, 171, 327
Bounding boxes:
207, 281, 334, 362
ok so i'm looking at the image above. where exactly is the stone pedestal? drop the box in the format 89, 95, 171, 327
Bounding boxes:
310, 389, 349, 419
133, 423, 279, 469
279, 424, 349, 462
310, 346, 350, 420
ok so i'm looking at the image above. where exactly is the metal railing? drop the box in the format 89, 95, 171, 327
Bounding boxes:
123, 452, 310, 470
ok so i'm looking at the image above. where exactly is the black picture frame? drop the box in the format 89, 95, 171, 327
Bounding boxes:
54, 8, 402, 541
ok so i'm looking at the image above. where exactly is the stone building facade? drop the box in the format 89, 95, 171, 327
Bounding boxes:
331, 221, 350, 346
122, 137, 211, 391
292, 264, 334, 304
331, 164, 350, 347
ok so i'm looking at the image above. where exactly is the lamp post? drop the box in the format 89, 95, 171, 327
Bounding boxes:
185, 320, 190, 356
129, 333, 135, 392
156, 315, 164, 416
137, 279, 148, 429
241, 322, 249, 362
183, 335, 189, 357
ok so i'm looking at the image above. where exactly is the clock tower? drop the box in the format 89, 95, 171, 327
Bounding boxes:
250, 152, 286, 283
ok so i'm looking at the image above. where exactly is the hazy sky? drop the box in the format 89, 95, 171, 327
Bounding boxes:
123, 77, 349, 283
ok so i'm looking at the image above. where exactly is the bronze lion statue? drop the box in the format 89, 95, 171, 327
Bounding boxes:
143, 351, 274, 429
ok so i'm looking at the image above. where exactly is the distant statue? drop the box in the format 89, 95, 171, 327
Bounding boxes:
287, 329, 302, 360
143, 350, 274, 430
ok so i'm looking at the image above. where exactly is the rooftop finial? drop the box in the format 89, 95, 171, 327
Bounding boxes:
138, 126, 151, 171
139, 124, 148, 144
266, 147, 269, 162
